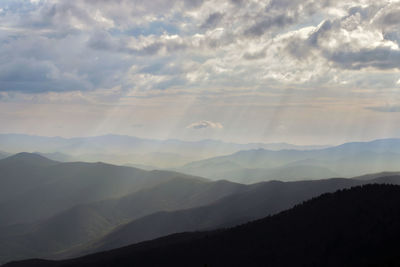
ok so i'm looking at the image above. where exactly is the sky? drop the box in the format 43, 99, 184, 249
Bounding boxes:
0, 0, 400, 145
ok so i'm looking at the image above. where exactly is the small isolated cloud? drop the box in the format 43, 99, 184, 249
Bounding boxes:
366, 105, 400, 113
186, 120, 223, 129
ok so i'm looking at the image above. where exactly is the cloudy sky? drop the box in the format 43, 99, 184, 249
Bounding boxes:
0, 0, 400, 145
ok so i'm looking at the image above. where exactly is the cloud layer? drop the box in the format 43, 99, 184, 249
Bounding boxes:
0, 0, 398, 95
0, 0, 400, 143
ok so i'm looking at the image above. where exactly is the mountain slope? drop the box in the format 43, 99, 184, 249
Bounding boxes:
0, 153, 59, 203
3, 174, 399, 263
90, 175, 400, 252
0, 153, 207, 225
0, 178, 245, 263
6, 184, 400, 267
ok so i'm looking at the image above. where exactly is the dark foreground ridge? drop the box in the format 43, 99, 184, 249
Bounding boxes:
5, 184, 400, 267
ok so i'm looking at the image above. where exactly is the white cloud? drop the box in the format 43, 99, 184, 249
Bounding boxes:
2, 0, 400, 143
186, 120, 223, 130
1, 0, 399, 95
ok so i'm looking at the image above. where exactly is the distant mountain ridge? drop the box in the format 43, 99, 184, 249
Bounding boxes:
0, 133, 328, 167
179, 138, 400, 182
6, 184, 400, 267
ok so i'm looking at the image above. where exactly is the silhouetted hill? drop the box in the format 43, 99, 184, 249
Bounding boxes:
0, 153, 207, 225
3, 174, 400, 263
2, 152, 58, 166
88, 175, 400, 252
0, 176, 245, 263
5, 184, 400, 267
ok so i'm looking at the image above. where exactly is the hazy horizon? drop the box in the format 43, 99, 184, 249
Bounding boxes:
3, 132, 400, 147
0, 131, 336, 146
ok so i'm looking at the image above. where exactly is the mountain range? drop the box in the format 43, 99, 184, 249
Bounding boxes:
1, 153, 400, 264
0, 153, 208, 226
5, 184, 400, 267
0, 134, 328, 167
3, 134, 400, 184
179, 138, 400, 182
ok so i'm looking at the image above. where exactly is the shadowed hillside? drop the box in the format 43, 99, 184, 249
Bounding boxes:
5, 184, 400, 267
0, 153, 207, 225
0, 154, 247, 264
86, 175, 400, 253
2, 174, 400, 264
0, 179, 246, 263
3, 153, 400, 265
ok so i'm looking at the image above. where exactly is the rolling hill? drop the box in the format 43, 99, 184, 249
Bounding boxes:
5, 184, 400, 267
3, 173, 399, 264
0, 155, 247, 264
2, 152, 400, 265
0, 153, 207, 226
86, 174, 400, 253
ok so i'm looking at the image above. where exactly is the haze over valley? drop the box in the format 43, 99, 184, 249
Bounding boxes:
2, 0, 400, 265
1, 137, 400, 264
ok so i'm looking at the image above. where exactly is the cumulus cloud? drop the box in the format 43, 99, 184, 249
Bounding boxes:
4, 0, 400, 144
0, 0, 400, 96
186, 120, 223, 129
